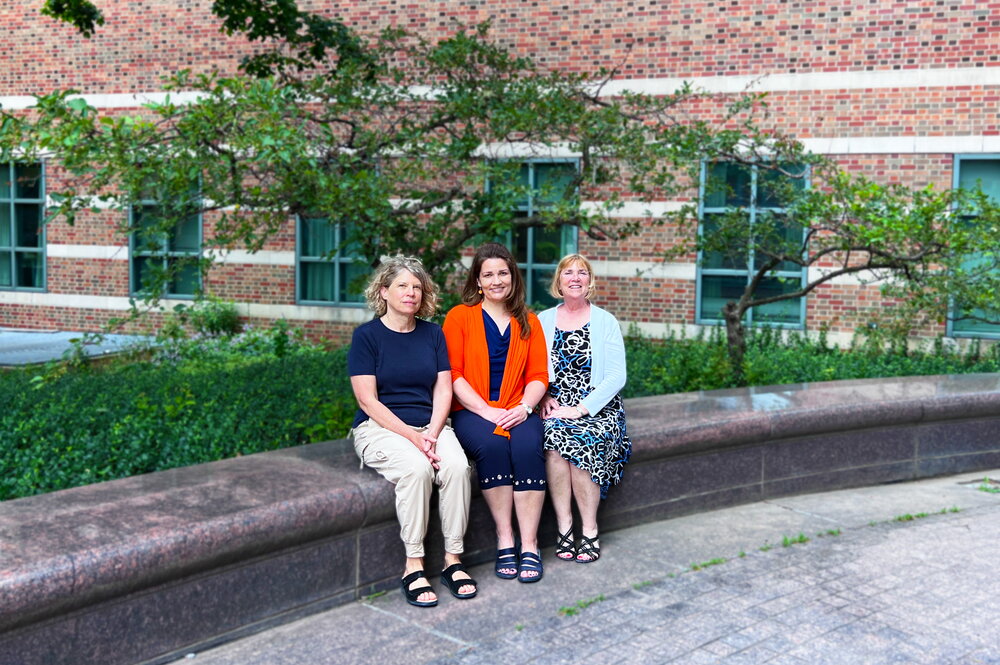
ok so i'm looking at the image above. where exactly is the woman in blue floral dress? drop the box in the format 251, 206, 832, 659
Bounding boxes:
538, 254, 631, 563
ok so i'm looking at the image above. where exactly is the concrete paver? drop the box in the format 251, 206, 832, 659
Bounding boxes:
177, 469, 1000, 665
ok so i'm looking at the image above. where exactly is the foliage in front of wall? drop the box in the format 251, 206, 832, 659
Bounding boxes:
0, 328, 354, 501
3, 319, 1000, 502
621, 325, 1000, 398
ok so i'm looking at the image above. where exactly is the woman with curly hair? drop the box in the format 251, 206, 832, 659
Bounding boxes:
349, 256, 476, 607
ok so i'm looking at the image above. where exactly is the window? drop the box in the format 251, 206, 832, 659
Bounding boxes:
129, 191, 202, 297
296, 217, 366, 305
697, 162, 807, 326
507, 161, 579, 308
949, 155, 1000, 337
0, 163, 45, 290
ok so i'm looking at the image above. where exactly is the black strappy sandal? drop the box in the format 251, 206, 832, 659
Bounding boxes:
555, 527, 576, 561
576, 534, 601, 563
400, 570, 438, 607
441, 563, 478, 599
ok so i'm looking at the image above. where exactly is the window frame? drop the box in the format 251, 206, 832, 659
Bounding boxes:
500, 159, 580, 308
0, 161, 47, 292
128, 193, 203, 298
695, 161, 808, 329
947, 153, 1000, 339
294, 216, 367, 307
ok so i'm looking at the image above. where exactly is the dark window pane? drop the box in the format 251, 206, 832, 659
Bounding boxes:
14, 164, 41, 199
171, 214, 200, 253
338, 261, 368, 303
532, 226, 564, 265
134, 205, 165, 251
705, 162, 751, 208
0, 205, 11, 247
0, 252, 11, 286
16, 252, 43, 288
753, 212, 802, 272
15, 203, 42, 248
758, 163, 807, 208
168, 258, 201, 296
301, 261, 335, 302
754, 277, 802, 324
513, 224, 530, 263
952, 307, 1000, 335
702, 213, 748, 270
958, 159, 1000, 205
534, 163, 577, 207
529, 268, 558, 309
699, 275, 746, 321
133, 255, 162, 292
301, 217, 337, 257
0, 166, 10, 200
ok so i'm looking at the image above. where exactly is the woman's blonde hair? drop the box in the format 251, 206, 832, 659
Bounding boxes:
364, 256, 438, 319
549, 254, 597, 300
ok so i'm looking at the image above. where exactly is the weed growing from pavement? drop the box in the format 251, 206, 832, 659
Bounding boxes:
690, 558, 727, 571
632, 580, 654, 590
759, 542, 774, 552
558, 595, 606, 617
977, 478, 1000, 494
363, 590, 387, 601
782, 533, 810, 547
515, 624, 524, 631
817, 528, 841, 537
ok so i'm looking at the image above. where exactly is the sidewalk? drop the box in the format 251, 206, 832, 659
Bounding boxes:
175, 469, 1000, 665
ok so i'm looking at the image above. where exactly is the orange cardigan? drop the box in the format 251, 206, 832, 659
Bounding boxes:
442, 303, 549, 433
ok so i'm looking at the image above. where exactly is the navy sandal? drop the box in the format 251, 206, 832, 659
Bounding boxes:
441, 563, 478, 599
555, 527, 576, 561
495, 546, 518, 579
400, 570, 438, 607
576, 534, 601, 563
518, 550, 543, 583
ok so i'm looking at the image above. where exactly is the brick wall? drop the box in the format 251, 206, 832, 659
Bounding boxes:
1, 0, 997, 344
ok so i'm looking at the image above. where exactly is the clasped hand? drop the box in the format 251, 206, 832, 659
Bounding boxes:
484, 404, 527, 431
539, 395, 582, 420
413, 430, 441, 469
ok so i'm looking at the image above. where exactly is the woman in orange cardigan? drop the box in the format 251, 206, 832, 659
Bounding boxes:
443, 243, 549, 583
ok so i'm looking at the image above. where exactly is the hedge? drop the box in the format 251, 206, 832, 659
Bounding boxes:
1, 325, 998, 501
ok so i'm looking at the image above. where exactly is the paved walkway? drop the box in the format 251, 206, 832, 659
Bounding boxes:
176, 469, 1000, 665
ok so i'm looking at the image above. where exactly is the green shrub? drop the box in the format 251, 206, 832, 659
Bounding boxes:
0, 335, 355, 501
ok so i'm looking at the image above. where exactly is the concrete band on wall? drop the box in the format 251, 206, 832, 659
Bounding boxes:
1, 373, 999, 665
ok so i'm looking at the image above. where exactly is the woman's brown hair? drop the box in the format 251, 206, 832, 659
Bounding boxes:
461, 242, 531, 339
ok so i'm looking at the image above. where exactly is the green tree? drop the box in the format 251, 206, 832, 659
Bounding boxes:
672, 161, 1000, 381
7, 2, 795, 298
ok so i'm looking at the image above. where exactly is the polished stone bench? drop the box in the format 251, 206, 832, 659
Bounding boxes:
2, 373, 1000, 665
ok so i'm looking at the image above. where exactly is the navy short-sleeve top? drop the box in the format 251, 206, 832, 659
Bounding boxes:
482, 309, 510, 402
347, 318, 451, 428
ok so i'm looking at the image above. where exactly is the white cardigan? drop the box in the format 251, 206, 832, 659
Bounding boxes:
537, 303, 627, 416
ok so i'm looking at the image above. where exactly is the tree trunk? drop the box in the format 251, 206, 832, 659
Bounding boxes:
722, 302, 747, 386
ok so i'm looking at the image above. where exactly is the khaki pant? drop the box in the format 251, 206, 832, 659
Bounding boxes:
352, 419, 471, 558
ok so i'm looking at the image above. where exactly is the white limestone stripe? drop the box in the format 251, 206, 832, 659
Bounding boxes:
4, 66, 998, 113
204, 249, 295, 265
47, 244, 130, 260
802, 135, 1000, 155
42, 244, 899, 288
600, 66, 1000, 96
46, 245, 298, 266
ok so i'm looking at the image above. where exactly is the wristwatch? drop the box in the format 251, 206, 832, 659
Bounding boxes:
521, 402, 534, 415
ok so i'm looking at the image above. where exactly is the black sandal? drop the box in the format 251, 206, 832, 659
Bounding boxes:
441, 563, 478, 599
495, 546, 518, 579
400, 570, 438, 607
555, 527, 576, 561
576, 534, 601, 563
